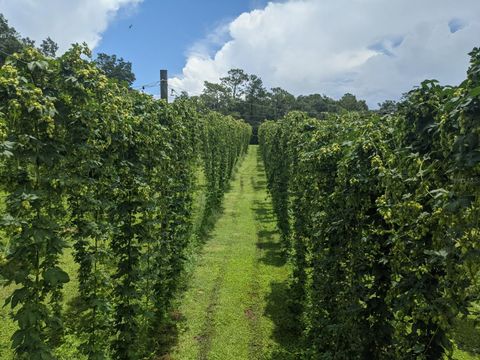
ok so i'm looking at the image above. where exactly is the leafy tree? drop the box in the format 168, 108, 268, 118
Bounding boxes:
175, 90, 189, 100
245, 74, 267, 101
199, 81, 232, 113
269, 87, 296, 119
94, 52, 136, 86
0, 13, 25, 65
1, 14, 58, 65
39, 37, 58, 57
377, 100, 398, 115
220, 68, 249, 99
197, 68, 371, 143
295, 94, 340, 117
242, 74, 269, 142
338, 93, 369, 111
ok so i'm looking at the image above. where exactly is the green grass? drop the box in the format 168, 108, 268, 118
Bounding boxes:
171, 145, 297, 360
0, 281, 15, 358
0, 190, 15, 359
454, 348, 480, 360
452, 302, 480, 360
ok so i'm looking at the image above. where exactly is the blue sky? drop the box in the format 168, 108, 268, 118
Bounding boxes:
94, 0, 269, 93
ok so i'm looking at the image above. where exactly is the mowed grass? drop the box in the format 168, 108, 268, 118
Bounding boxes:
0, 192, 15, 358
0, 275, 16, 358
452, 302, 480, 360
171, 145, 297, 360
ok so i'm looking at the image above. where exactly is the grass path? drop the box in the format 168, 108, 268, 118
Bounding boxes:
171, 145, 296, 360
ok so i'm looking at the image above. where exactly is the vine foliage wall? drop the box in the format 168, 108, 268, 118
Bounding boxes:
0, 45, 251, 360
259, 48, 480, 359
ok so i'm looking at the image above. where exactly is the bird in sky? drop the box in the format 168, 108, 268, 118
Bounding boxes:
129, 24, 133, 29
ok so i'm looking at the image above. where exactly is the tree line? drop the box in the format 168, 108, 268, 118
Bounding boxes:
182, 68, 373, 142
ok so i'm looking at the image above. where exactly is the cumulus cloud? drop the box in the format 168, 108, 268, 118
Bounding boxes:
170, 0, 480, 107
0, 0, 142, 53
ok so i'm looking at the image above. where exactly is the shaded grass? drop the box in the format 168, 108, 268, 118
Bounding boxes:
452, 301, 480, 360
253, 155, 301, 359
0, 282, 16, 359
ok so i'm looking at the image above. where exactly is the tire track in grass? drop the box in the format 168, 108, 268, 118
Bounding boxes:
197, 177, 242, 360
196, 259, 227, 360
246, 190, 262, 359
246, 162, 271, 359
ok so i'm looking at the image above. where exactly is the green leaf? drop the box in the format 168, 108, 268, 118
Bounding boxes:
43, 267, 70, 286
413, 343, 425, 353
10, 288, 29, 308
430, 188, 449, 199
469, 86, 480, 97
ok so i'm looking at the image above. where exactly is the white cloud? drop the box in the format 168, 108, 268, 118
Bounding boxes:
0, 0, 142, 53
170, 0, 480, 107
